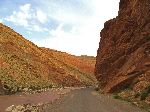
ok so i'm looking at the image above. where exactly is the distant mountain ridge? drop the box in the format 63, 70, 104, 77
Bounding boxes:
0, 23, 97, 94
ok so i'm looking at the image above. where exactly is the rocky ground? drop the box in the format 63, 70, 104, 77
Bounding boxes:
0, 87, 81, 112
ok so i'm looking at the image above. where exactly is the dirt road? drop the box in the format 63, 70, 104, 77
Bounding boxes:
43, 88, 147, 112
0, 88, 147, 112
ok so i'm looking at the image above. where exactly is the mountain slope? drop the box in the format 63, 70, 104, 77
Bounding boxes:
0, 23, 96, 94
41, 48, 97, 85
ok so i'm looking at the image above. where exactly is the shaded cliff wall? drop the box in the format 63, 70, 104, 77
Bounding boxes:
95, 0, 150, 93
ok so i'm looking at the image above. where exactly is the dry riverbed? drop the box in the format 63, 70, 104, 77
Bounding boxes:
0, 87, 83, 112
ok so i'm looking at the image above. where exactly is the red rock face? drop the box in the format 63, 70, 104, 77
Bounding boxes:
95, 0, 150, 93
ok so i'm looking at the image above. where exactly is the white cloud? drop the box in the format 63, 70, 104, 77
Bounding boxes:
5, 3, 49, 33
3, 0, 119, 56
27, 24, 48, 32
35, 22, 100, 56
36, 10, 47, 23
5, 4, 31, 27
20, 3, 31, 12
34, 0, 119, 56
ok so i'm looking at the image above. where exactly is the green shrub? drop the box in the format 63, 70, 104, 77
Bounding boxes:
134, 92, 140, 98
113, 94, 122, 99
1, 75, 20, 95
146, 36, 150, 41
140, 85, 150, 100
94, 87, 99, 91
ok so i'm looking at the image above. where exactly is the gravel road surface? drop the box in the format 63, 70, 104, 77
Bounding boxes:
43, 88, 147, 112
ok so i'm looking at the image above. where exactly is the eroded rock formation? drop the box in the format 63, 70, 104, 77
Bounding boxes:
95, 0, 150, 93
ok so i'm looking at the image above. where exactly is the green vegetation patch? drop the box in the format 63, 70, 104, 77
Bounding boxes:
146, 35, 150, 41
140, 85, 150, 101
113, 94, 123, 99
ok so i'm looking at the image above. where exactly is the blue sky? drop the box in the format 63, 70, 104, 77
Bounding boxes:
0, 0, 119, 56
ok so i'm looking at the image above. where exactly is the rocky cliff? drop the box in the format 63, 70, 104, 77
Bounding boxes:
95, 0, 150, 93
